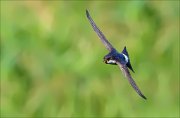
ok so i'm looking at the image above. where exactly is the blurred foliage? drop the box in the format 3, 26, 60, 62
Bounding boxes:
0, 1, 179, 117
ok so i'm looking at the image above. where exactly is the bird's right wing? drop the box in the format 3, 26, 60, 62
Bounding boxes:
116, 61, 147, 99
86, 10, 114, 52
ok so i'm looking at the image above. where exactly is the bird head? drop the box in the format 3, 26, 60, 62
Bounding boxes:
103, 55, 116, 65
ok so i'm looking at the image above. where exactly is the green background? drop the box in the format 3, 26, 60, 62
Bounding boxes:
1, 1, 179, 117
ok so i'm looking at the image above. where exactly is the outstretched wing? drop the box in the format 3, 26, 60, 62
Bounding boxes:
86, 10, 114, 52
116, 61, 147, 99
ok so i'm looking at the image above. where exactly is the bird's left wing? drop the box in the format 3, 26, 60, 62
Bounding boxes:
116, 61, 147, 99
86, 10, 114, 52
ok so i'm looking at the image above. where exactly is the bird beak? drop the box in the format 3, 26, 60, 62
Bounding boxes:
103, 59, 107, 64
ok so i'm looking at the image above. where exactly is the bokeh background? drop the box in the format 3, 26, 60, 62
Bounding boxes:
1, 1, 179, 117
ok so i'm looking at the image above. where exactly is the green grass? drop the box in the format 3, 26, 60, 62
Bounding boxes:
1, 1, 179, 117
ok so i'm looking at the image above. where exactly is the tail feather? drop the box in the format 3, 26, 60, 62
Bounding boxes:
122, 46, 135, 73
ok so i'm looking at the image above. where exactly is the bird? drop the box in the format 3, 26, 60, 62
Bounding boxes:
86, 10, 147, 100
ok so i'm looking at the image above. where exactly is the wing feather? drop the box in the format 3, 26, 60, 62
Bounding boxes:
86, 10, 114, 52
116, 62, 147, 99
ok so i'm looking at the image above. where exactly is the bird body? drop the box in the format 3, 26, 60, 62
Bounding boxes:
86, 10, 146, 100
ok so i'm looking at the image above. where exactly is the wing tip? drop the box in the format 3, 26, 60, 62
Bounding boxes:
86, 9, 90, 17
141, 95, 147, 100
139, 93, 147, 100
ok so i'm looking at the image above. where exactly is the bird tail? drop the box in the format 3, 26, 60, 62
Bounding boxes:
122, 46, 135, 73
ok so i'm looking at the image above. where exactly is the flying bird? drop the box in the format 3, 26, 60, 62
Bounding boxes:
86, 10, 147, 100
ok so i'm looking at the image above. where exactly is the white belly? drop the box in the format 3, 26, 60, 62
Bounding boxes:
107, 59, 116, 64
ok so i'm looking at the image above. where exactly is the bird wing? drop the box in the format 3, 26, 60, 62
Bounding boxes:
86, 10, 114, 52
116, 61, 147, 99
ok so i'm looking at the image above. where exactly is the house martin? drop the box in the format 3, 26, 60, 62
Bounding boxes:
86, 10, 146, 100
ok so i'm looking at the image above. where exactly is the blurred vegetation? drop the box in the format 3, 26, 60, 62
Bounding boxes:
0, 1, 179, 117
